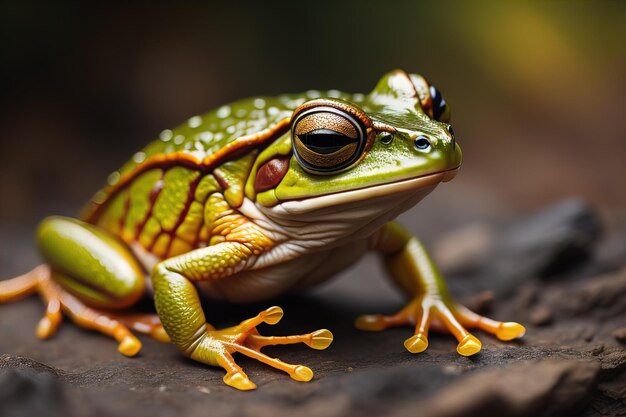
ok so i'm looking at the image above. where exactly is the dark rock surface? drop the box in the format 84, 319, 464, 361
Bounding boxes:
1, 199, 624, 417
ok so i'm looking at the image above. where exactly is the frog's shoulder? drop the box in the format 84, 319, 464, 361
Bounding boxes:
80, 90, 357, 221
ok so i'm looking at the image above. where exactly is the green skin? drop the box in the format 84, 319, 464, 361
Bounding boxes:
4, 70, 525, 391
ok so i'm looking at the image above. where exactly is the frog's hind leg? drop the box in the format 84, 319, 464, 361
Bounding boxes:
106, 311, 170, 343
0, 265, 61, 338
0, 265, 45, 303
34, 271, 141, 355
40, 272, 170, 351
0, 265, 159, 356
1, 216, 169, 355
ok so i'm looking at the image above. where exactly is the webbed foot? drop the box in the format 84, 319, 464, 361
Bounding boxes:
355, 294, 524, 356
188, 306, 333, 390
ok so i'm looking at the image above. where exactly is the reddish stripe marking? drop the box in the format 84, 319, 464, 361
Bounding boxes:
119, 188, 131, 238
212, 170, 229, 190
164, 175, 202, 257
146, 225, 162, 253
81, 118, 290, 223
135, 174, 165, 241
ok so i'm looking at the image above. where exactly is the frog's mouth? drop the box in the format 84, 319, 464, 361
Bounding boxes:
274, 167, 459, 215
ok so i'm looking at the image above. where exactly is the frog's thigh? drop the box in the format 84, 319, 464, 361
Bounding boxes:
36, 216, 145, 309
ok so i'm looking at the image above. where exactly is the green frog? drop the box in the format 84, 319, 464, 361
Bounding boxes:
0, 70, 525, 390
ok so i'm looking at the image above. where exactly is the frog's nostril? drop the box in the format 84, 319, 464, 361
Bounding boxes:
380, 134, 393, 145
414, 136, 431, 151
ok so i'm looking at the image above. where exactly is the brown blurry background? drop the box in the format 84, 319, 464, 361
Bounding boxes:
1, 1, 625, 234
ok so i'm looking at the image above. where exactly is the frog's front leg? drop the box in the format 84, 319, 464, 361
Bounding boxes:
152, 230, 333, 391
356, 222, 525, 356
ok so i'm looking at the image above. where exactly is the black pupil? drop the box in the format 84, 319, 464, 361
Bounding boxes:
429, 85, 447, 121
297, 129, 357, 154
415, 137, 430, 149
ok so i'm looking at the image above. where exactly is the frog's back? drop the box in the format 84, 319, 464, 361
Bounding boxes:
82, 90, 356, 259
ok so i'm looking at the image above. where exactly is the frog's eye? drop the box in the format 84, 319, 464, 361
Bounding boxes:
291, 106, 367, 174
429, 85, 451, 123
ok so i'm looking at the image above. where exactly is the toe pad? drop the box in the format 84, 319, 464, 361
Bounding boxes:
457, 334, 481, 356
404, 334, 428, 354
496, 322, 526, 341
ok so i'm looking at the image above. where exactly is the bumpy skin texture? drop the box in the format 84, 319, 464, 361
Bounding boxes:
0, 70, 524, 390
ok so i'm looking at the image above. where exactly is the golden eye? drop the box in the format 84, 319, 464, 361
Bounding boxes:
291, 106, 367, 174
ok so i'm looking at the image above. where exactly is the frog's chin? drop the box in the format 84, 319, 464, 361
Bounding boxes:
273, 167, 458, 215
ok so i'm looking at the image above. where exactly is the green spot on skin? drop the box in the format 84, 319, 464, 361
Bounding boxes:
176, 201, 204, 242
139, 217, 161, 248
97, 191, 127, 234
195, 174, 221, 203
203, 194, 231, 227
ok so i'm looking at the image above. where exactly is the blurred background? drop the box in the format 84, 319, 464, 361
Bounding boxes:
1, 1, 625, 236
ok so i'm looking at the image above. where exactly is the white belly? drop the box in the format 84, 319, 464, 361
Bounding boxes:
196, 239, 370, 303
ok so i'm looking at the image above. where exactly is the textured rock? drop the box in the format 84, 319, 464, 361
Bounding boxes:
0, 354, 59, 376
0, 357, 68, 417
443, 199, 603, 296
499, 199, 602, 278
394, 359, 600, 417
538, 268, 626, 320
0, 369, 65, 417
613, 328, 626, 344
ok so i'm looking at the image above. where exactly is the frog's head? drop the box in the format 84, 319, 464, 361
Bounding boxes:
248, 70, 461, 220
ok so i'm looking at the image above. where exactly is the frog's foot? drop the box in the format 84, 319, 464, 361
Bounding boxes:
0, 265, 169, 355
191, 306, 333, 390
355, 294, 525, 356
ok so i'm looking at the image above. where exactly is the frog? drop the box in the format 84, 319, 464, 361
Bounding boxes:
0, 70, 525, 390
